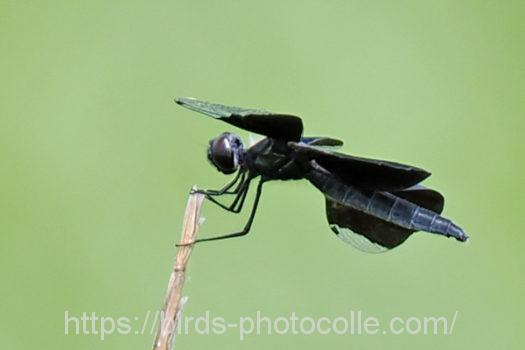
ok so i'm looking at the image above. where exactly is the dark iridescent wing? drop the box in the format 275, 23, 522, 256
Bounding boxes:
326, 198, 413, 253
176, 97, 303, 141
289, 142, 430, 191
326, 186, 445, 253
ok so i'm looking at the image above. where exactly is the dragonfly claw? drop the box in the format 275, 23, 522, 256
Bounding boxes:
189, 188, 204, 195
176, 240, 196, 247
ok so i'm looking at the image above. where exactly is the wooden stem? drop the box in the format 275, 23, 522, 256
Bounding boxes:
152, 189, 204, 350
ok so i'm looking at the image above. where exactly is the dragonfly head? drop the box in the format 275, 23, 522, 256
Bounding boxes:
207, 132, 244, 174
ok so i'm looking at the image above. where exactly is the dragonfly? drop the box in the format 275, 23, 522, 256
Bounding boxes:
175, 97, 468, 252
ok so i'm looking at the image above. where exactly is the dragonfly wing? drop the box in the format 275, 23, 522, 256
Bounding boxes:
325, 197, 415, 253
176, 97, 303, 141
300, 137, 344, 151
290, 142, 430, 191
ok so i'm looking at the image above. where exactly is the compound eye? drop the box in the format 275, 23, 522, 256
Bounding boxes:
209, 134, 238, 174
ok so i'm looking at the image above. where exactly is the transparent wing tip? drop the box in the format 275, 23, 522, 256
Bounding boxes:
175, 97, 196, 105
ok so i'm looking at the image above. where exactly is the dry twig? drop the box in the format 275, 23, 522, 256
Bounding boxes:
152, 189, 204, 350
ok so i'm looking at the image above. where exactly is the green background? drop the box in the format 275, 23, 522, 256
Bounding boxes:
1, 1, 524, 349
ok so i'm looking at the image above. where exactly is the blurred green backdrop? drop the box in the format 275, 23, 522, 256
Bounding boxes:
1, 1, 524, 349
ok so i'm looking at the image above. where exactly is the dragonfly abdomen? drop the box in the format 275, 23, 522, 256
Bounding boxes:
307, 167, 468, 242
373, 192, 467, 242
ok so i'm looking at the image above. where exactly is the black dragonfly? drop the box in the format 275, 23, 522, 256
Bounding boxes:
176, 97, 468, 252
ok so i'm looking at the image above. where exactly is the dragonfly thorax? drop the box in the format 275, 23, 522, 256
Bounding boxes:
207, 132, 245, 174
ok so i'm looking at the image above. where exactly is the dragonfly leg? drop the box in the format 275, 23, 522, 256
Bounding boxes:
203, 178, 251, 213
227, 172, 247, 195
191, 171, 244, 196
231, 183, 250, 213
177, 178, 263, 246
